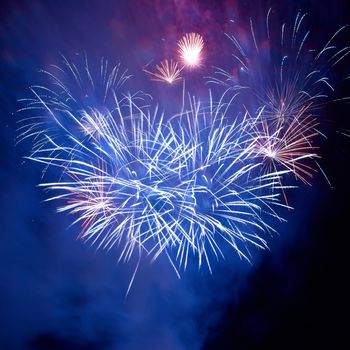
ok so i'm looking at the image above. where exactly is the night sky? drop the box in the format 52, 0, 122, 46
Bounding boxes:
1, 1, 350, 349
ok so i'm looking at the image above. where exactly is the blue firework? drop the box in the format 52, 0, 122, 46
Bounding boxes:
18, 56, 288, 273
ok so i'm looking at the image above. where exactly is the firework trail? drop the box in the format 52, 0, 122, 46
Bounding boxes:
178, 32, 204, 68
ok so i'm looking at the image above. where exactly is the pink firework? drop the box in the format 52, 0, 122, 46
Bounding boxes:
252, 113, 320, 186
177, 32, 204, 68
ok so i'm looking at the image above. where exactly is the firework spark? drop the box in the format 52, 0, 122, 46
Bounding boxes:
144, 59, 183, 84
177, 32, 204, 68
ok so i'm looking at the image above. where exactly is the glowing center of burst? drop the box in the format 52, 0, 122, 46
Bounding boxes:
94, 201, 108, 210
263, 148, 277, 159
178, 33, 204, 68
166, 77, 175, 84
183, 49, 201, 67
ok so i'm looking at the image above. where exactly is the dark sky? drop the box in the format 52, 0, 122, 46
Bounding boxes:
1, 1, 350, 349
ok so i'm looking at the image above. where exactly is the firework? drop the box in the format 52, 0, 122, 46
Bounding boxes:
210, 9, 349, 125
248, 108, 320, 186
18, 58, 288, 273
143, 59, 183, 84
17, 53, 132, 155
162, 96, 288, 270
18, 7, 347, 280
177, 32, 204, 68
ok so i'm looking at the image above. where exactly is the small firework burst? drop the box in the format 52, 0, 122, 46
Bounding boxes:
144, 59, 183, 84
250, 112, 320, 186
177, 32, 204, 68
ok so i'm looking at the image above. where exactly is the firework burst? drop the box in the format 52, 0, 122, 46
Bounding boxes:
143, 59, 183, 84
177, 32, 204, 68
248, 108, 320, 187
18, 57, 288, 273
17, 7, 349, 284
